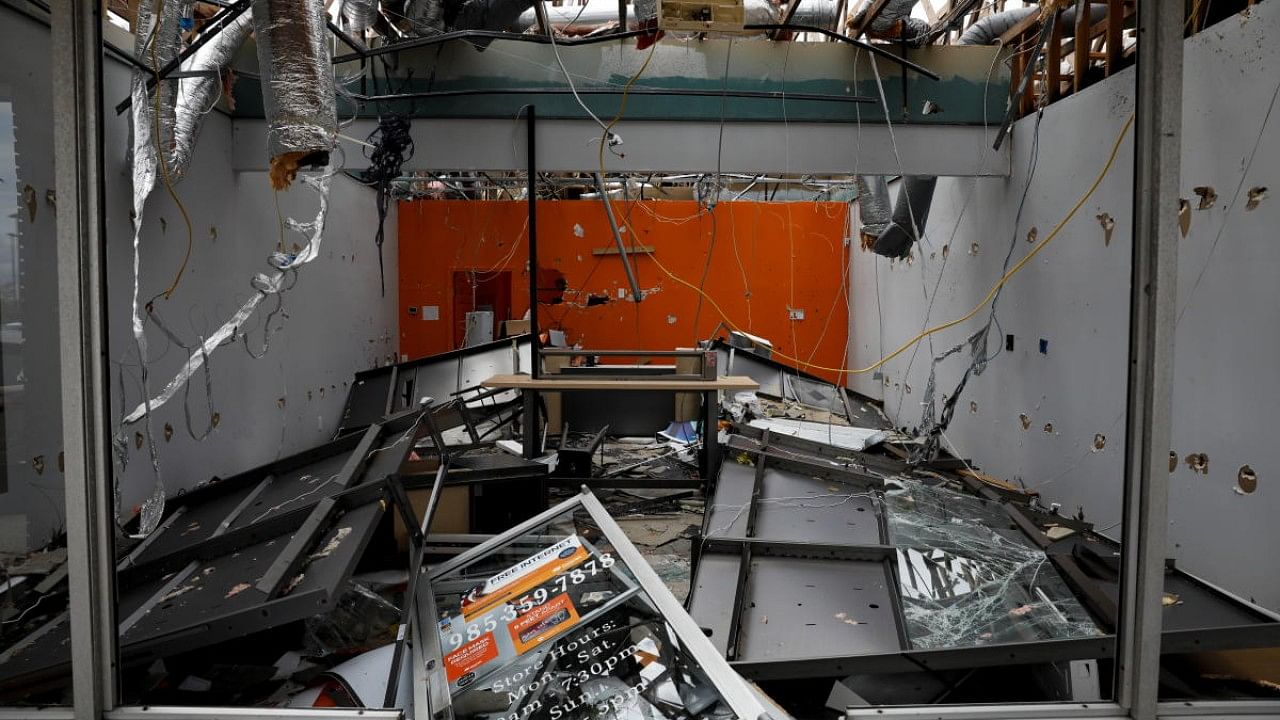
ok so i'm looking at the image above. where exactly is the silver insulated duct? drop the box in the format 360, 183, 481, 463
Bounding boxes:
342, 0, 380, 32
130, 0, 187, 192
251, 0, 338, 189
171, 12, 255, 181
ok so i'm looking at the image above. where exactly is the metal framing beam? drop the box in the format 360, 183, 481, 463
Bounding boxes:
231, 118, 1011, 177
51, 0, 117, 716
1117, 2, 1182, 719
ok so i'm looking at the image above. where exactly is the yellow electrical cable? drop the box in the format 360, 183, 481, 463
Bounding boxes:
149, 0, 197, 302
616, 112, 1136, 376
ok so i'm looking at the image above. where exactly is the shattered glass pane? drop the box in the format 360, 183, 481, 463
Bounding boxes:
430, 509, 742, 720
884, 478, 1102, 649
783, 375, 847, 418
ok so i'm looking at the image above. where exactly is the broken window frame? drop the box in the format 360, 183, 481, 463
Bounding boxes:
31, 2, 1280, 720
413, 489, 771, 720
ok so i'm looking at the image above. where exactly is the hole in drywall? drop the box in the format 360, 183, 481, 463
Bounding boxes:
1184, 452, 1209, 475
1043, 422, 1055, 434
1019, 413, 1032, 430
1237, 465, 1258, 494
1092, 434, 1106, 452
1247, 186, 1268, 210
1026, 226, 1038, 244
163, 423, 174, 442
1097, 213, 1115, 246
135, 431, 145, 449
969, 401, 978, 414
1169, 450, 1179, 473
1006, 334, 1015, 352
941, 244, 950, 259
1178, 200, 1191, 238
969, 242, 979, 255
1193, 185, 1218, 209
1039, 338, 1049, 355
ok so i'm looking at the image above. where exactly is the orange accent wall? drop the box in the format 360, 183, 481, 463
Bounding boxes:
398, 199, 851, 384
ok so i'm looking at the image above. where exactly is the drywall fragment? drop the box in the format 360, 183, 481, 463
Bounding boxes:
666, 315, 677, 324
1184, 452, 1209, 475
44, 189, 55, 209
1162, 592, 1183, 607
1097, 212, 1115, 245
1019, 413, 1032, 430
1236, 465, 1258, 494
1178, 200, 1191, 237
1246, 186, 1268, 210
1193, 185, 1217, 209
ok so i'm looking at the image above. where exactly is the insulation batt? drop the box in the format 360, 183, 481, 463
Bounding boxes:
251, 0, 338, 189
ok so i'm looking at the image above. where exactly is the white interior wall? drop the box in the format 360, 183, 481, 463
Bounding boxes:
1, 7, 398, 548
851, 5, 1280, 610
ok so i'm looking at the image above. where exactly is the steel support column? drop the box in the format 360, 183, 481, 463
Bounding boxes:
51, 0, 118, 716
1117, 3, 1182, 719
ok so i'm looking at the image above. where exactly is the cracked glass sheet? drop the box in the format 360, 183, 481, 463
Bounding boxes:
883, 478, 1101, 649
430, 508, 742, 720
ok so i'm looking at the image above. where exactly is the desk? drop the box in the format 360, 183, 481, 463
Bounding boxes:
482, 374, 760, 482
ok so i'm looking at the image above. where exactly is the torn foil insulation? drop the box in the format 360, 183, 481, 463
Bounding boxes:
884, 478, 1101, 649
171, 11, 256, 181
126, 0, 190, 537
251, 0, 338, 189
121, 162, 337, 426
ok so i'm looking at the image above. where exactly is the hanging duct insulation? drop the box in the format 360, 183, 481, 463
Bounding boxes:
342, 0, 380, 31
406, 0, 536, 35
406, 0, 445, 35
849, 0, 928, 46
130, 0, 187, 195
171, 12, 255, 181
251, 0, 338, 189
853, 175, 891, 242
863, 2, 1110, 258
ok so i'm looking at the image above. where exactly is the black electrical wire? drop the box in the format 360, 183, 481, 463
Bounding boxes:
361, 115, 416, 296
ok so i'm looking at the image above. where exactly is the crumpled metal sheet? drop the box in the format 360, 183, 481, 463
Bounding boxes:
251, 0, 338, 186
